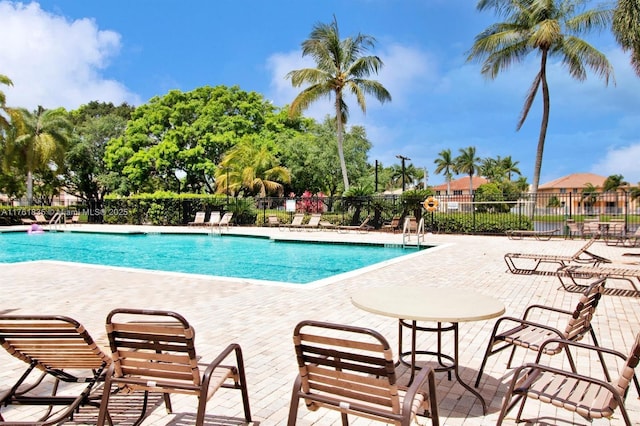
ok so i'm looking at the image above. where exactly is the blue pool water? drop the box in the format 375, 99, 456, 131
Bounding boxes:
0, 231, 420, 284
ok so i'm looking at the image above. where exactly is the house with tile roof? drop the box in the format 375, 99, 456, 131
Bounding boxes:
537, 172, 633, 215
432, 176, 488, 196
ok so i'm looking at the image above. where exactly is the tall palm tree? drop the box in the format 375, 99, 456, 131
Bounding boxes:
5, 106, 71, 204
613, 0, 640, 76
501, 155, 521, 181
287, 16, 391, 192
215, 137, 291, 197
454, 146, 480, 194
434, 149, 455, 195
468, 0, 613, 196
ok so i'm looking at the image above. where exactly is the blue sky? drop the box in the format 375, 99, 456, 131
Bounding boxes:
1, 0, 639, 186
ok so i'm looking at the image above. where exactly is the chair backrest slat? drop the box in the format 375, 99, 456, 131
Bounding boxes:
293, 321, 401, 417
106, 309, 201, 391
564, 278, 605, 340
0, 317, 110, 372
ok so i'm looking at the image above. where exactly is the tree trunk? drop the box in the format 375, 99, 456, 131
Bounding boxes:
26, 170, 33, 205
531, 49, 550, 197
335, 95, 350, 191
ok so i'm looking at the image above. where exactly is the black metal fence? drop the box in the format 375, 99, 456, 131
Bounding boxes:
3, 191, 638, 236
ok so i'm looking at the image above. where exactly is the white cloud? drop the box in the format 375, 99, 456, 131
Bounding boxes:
0, 1, 140, 109
591, 143, 640, 184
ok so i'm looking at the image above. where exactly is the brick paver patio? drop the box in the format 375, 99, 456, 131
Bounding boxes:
1, 225, 638, 425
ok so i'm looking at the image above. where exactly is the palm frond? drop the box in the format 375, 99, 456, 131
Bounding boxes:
517, 70, 542, 131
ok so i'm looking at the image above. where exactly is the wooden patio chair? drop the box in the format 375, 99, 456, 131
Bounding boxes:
496, 333, 640, 425
382, 216, 401, 233
0, 315, 111, 425
188, 211, 205, 226
96, 308, 251, 426
474, 278, 608, 388
287, 320, 439, 426
504, 237, 611, 275
565, 219, 583, 239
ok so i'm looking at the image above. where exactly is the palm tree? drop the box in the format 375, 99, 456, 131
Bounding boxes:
454, 146, 480, 194
6, 106, 71, 205
434, 149, 455, 195
501, 156, 521, 181
468, 0, 613, 196
287, 16, 391, 192
581, 182, 599, 214
603, 174, 628, 214
215, 137, 291, 197
613, 0, 640, 76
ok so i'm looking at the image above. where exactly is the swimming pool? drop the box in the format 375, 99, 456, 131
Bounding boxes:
0, 231, 423, 284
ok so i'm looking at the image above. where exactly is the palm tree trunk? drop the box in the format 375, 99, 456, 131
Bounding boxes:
26, 169, 33, 205
468, 174, 473, 195
335, 98, 350, 192
531, 49, 550, 196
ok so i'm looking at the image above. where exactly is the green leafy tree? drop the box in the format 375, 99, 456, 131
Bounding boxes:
105, 86, 278, 194
287, 16, 391, 192
468, 0, 613, 196
434, 149, 455, 195
6, 106, 71, 204
603, 174, 627, 192
65, 102, 134, 206
0, 74, 12, 130
215, 136, 290, 197
479, 156, 503, 182
613, 0, 640, 76
278, 117, 372, 196
454, 146, 480, 194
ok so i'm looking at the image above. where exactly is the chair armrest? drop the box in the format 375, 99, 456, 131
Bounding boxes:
402, 365, 439, 424
201, 343, 246, 387
535, 337, 628, 364
492, 316, 566, 341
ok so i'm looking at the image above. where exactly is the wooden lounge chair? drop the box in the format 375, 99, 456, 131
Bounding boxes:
506, 228, 558, 241
287, 320, 439, 426
0, 315, 111, 425
474, 278, 608, 388
496, 333, 640, 426
188, 211, 205, 226
504, 237, 611, 275
382, 216, 401, 233
96, 308, 251, 426
301, 213, 322, 230
287, 213, 305, 231
557, 264, 640, 296
337, 215, 373, 234
34, 213, 48, 224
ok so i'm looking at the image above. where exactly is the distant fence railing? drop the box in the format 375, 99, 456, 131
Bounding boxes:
2, 191, 638, 236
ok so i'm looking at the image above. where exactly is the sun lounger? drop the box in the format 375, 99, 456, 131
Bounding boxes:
287, 213, 305, 231
188, 211, 205, 226
207, 211, 221, 227
34, 213, 47, 224
0, 315, 111, 424
557, 264, 640, 297
266, 214, 281, 227
337, 215, 373, 233
506, 228, 558, 241
215, 212, 233, 230
301, 213, 322, 230
504, 237, 611, 275
382, 216, 401, 233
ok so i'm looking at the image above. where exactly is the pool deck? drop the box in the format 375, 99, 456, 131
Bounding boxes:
1, 224, 639, 425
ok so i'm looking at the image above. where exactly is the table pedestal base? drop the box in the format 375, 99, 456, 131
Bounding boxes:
398, 319, 487, 415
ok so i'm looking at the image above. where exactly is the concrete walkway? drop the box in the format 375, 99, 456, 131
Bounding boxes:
1, 225, 639, 425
